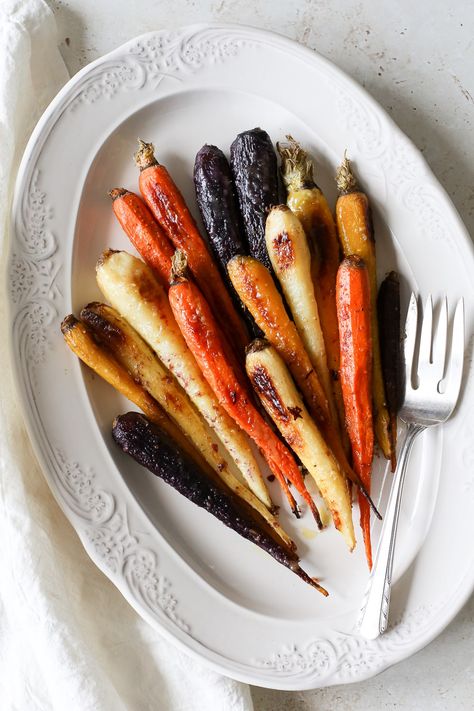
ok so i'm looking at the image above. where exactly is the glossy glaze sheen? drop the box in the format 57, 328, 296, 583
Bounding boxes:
194, 144, 258, 336
230, 128, 279, 270
139, 160, 249, 354
336, 256, 374, 568
377, 272, 402, 416
336, 189, 391, 461
112, 190, 174, 288
194, 144, 246, 269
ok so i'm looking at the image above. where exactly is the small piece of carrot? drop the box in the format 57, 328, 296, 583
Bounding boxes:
168, 251, 322, 527
134, 140, 249, 358
336, 255, 374, 569
109, 188, 174, 288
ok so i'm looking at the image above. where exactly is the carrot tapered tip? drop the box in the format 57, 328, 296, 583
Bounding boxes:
308, 499, 324, 530
294, 566, 329, 596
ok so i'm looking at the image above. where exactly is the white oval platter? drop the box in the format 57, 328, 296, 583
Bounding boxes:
8, 24, 474, 690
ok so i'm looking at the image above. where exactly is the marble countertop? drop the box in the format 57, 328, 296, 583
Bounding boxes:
48, 0, 473, 707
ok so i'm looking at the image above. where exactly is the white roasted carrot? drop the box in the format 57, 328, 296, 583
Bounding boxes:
95, 249, 273, 511
62, 312, 293, 550
265, 205, 339, 430
246, 339, 355, 551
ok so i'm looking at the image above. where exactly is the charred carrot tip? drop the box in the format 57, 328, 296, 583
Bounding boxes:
312, 580, 329, 597
108, 187, 128, 201
308, 499, 323, 530
292, 502, 301, 519
389, 413, 398, 472
245, 338, 271, 356
295, 567, 329, 596
60, 314, 78, 335
358, 482, 382, 520
96, 248, 119, 270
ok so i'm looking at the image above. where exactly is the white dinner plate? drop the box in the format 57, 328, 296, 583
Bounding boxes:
8, 24, 474, 690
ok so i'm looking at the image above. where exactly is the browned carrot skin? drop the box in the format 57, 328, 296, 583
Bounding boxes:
168, 255, 323, 527
135, 140, 249, 359
278, 137, 348, 452
336, 256, 374, 569
109, 188, 174, 288
60, 315, 197, 462
378, 271, 401, 472
227, 255, 376, 509
228, 255, 330, 424
335, 154, 393, 463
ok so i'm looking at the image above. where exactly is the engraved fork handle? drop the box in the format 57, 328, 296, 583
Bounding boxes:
357, 423, 425, 639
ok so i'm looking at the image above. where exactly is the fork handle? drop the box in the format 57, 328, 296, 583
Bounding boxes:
357, 423, 425, 639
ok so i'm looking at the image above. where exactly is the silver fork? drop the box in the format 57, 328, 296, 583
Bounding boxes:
357, 293, 465, 640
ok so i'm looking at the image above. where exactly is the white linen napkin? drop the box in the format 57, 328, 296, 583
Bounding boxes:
0, 3, 253, 709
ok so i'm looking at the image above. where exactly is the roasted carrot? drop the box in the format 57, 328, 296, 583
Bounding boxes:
228, 255, 329, 422
60, 315, 194, 458
227, 254, 379, 516
96, 249, 272, 511
336, 256, 374, 569
335, 153, 393, 463
168, 251, 322, 527
134, 139, 249, 358
109, 188, 174, 288
278, 137, 348, 452
113, 413, 326, 594
246, 340, 356, 551
378, 271, 401, 471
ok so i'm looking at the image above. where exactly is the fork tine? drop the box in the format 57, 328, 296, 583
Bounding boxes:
444, 298, 465, 402
432, 296, 448, 382
418, 295, 433, 373
404, 292, 418, 388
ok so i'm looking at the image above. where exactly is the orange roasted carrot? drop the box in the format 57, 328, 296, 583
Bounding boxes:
134, 140, 249, 358
168, 251, 322, 527
109, 188, 174, 288
228, 254, 381, 519
336, 255, 374, 569
335, 154, 392, 463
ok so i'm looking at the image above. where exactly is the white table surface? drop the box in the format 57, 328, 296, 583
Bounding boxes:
47, 0, 474, 708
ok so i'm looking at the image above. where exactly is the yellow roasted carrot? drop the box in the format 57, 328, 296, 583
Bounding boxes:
60, 315, 195, 459
95, 250, 273, 511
